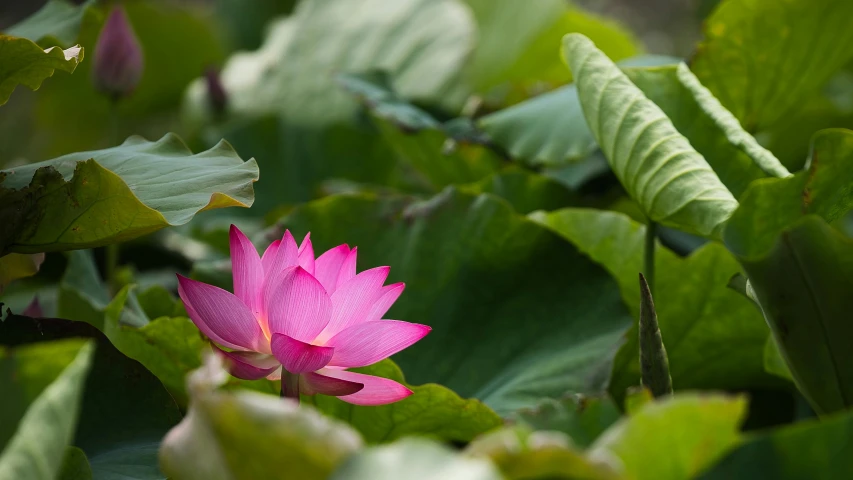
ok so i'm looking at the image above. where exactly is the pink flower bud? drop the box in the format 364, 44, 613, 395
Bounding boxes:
204, 66, 228, 116
92, 7, 144, 99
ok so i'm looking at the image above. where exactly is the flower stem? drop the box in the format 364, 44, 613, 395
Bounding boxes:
281, 371, 300, 403
104, 101, 121, 293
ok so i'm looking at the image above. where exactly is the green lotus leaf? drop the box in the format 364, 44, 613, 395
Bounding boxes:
331, 438, 501, 480
532, 208, 777, 400
562, 33, 737, 238
589, 393, 747, 480
0, 133, 257, 255
690, 0, 853, 131
0, 339, 94, 480
159, 354, 363, 480
0, 35, 83, 106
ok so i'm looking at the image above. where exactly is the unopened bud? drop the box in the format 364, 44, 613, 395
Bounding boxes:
93, 7, 144, 99
204, 67, 228, 116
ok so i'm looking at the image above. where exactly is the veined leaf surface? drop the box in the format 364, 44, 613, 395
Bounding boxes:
562, 33, 737, 238
0, 133, 258, 254
0, 35, 83, 105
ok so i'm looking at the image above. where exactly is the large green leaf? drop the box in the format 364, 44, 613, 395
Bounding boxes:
159, 354, 363, 480
0, 35, 82, 106
466, 426, 620, 480
70, 276, 203, 407
479, 84, 597, 167
374, 118, 500, 191
0, 314, 182, 477
57, 250, 148, 329
477, 56, 679, 169
624, 63, 789, 197
58, 446, 92, 480
562, 33, 737, 238
532, 209, 777, 399
701, 408, 853, 479
690, 0, 853, 131
500, 6, 640, 89
458, 0, 566, 93
275, 188, 633, 414
722, 133, 853, 412
185, 0, 474, 126
725, 129, 853, 258
105, 314, 203, 406
0, 133, 258, 255
337, 71, 502, 191
442, 2, 640, 107
463, 168, 579, 215
304, 359, 501, 444
512, 396, 621, 448
0, 339, 94, 480
331, 438, 501, 480
589, 393, 747, 480
4, 0, 97, 47
730, 216, 853, 415
87, 442, 161, 480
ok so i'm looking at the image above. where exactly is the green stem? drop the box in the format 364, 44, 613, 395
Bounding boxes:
106, 243, 119, 291
104, 100, 121, 291
644, 221, 657, 295
281, 371, 300, 403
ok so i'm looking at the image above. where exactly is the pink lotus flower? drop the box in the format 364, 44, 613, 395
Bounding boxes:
176, 226, 430, 406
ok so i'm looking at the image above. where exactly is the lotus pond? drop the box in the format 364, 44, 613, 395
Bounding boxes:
2, 0, 853, 478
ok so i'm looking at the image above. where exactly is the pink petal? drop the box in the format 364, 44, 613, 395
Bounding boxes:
300, 371, 364, 396
271, 333, 334, 373
336, 247, 358, 289
298, 233, 315, 275
315, 266, 389, 342
265, 230, 299, 277
177, 275, 265, 351
315, 369, 413, 406
265, 267, 332, 342
260, 231, 300, 323
267, 367, 282, 381
326, 320, 430, 368
365, 283, 405, 322
314, 244, 350, 294
212, 344, 280, 380
230, 225, 264, 315
261, 239, 280, 272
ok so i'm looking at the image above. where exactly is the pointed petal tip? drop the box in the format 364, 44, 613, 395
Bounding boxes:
326, 320, 432, 368
177, 276, 264, 351
301, 372, 364, 396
